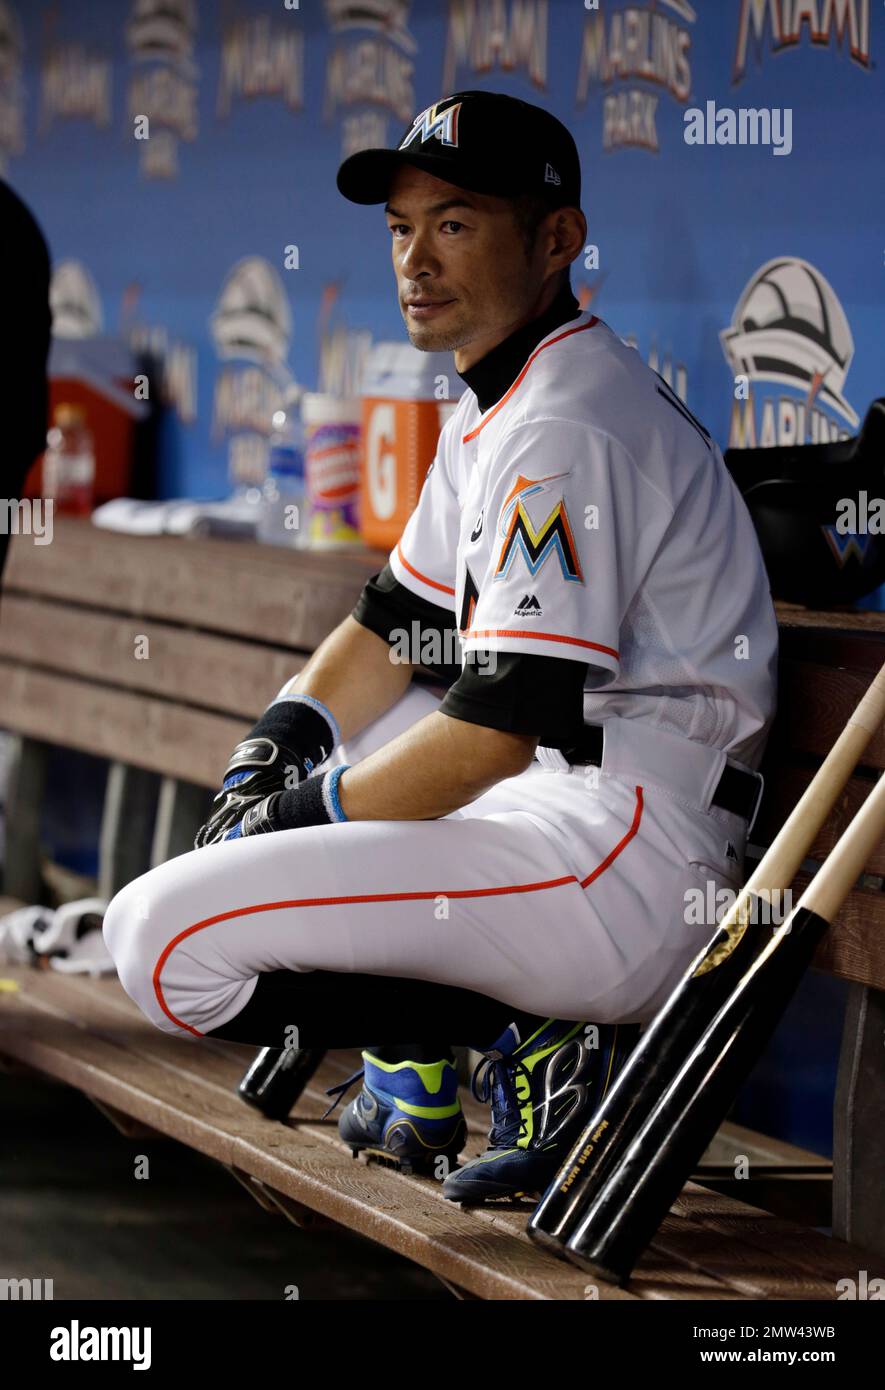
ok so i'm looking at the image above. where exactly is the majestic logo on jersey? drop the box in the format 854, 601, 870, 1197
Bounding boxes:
470, 508, 483, 542
515, 593, 542, 615
399, 98, 462, 151
494, 473, 583, 584
458, 562, 480, 632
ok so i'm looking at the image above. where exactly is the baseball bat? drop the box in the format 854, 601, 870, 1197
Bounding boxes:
528, 660, 885, 1264
556, 768, 885, 1283
238, 1046, 327, 1119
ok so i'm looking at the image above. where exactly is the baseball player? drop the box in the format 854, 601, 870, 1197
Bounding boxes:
102, 91, 779, 1205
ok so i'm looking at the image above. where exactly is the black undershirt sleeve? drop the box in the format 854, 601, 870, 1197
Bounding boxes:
351, 563, 589, 747
350, 562, 462, 686
439, 652, 588, 747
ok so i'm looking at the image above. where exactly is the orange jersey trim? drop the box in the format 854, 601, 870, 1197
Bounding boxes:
462, 317, 599, 443
460, 627, 618, 660
151, 785, 644, 1035
395, 541, 456, 597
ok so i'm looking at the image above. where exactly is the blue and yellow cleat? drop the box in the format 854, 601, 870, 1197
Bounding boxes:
441, 1018, 642, 1205
324, 1051, 467, 1176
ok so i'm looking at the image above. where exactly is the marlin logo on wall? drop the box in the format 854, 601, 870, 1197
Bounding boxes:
126, 0, 198, 67
50, 261, 104, 340
720, 257, 859, 449
211, 257, 292, 367
210, 257, 294, 487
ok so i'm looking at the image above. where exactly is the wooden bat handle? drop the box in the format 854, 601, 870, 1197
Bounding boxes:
850, 663, 885, 736
795, 770, 885, 924
745, 660, 885, 899
691, 661, 885, 971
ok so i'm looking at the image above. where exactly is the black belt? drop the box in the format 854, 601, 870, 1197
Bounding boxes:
557, 724, 763, 823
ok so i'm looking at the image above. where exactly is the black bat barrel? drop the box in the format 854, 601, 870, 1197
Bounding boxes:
529, 909, 761, 1252
559, 906, 829, 1284
238, 1045, 328, 1120
528, 892, 813, 1254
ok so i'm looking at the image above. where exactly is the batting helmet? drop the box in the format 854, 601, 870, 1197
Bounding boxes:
724, 397, 885, 607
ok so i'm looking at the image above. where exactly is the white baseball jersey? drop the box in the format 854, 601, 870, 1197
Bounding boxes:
103, 298, 781, 1047
389, 310, 779, 771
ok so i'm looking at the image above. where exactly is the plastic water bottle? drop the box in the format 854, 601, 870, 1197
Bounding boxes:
257, 403, 306, 548
42, 404, 96, 516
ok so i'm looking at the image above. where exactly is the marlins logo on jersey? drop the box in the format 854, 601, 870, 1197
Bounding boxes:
493, 472, 583, 584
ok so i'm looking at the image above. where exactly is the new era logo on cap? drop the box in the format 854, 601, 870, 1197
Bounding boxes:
544, 163, 561, 186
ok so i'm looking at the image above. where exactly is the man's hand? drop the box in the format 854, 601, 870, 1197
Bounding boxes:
195, 738, 317, 847
194, 694, 339, 848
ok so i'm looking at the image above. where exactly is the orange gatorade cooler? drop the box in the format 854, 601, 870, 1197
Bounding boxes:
301, 393, 362, 549
359, 344, 460, 550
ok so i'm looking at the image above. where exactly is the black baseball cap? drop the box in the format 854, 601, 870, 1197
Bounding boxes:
336, 90, 581, 209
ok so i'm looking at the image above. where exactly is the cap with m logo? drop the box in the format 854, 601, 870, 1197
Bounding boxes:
337, 90, 581, 209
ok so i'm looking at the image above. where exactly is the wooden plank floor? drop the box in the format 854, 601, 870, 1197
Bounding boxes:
1, 964, 880, 1301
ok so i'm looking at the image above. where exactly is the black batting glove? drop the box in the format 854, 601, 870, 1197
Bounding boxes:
194, 696, 338, 849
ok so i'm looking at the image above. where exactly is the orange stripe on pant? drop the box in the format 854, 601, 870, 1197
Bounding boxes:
151, 786, 645, 1036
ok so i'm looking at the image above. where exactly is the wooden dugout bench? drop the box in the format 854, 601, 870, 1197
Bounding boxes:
0, 515, 883, 1301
